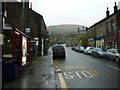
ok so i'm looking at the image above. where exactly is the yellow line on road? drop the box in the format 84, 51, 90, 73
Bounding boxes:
103, 73, 111, 77
54, 59, 67, 89
58, 73, 67, 89
55, 59, 60, 69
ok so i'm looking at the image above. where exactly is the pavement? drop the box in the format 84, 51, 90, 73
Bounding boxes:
3, 50, 57, 89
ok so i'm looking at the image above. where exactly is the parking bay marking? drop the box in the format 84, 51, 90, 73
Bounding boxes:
107, 65, 120, 71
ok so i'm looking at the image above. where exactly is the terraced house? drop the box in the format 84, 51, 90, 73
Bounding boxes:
87, 2, 120, 50
2, 0, 49, 73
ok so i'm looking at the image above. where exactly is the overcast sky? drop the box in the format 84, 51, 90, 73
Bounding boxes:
29, 0, 120, 27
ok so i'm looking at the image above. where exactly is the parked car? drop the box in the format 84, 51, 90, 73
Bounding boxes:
78, 46, 85, 53
74, 46, 79, 52
71, 46, 76, 50
84, 47, 94, 55
106, 49, 120, 62
91, 48, 106, 58
52, 45, 66, 60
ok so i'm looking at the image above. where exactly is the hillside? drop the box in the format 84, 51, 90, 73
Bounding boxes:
47, 24, 84, 34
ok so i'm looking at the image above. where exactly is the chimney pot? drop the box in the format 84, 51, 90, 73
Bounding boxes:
106, 7, 110, 17
114, 2, 118, 13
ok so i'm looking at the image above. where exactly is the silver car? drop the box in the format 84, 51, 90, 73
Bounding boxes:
84, 47, 94, 55
78, 46, 85, 53
106, 48, 120, 62
91, 48, 106, 58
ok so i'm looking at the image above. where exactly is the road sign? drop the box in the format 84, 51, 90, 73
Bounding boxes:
25, 27, 30, 34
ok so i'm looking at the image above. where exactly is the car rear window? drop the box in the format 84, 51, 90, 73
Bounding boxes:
53, 46, 65, 51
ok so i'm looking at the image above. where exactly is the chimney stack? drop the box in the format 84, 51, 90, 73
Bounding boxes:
114, 2, 118, 13
106, 7, 110, 17
30, 3, 32, 9
21, 0, 29, 9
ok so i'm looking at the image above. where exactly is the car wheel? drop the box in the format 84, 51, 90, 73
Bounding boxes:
97, 53, 100, 58
91, 54, 94, 57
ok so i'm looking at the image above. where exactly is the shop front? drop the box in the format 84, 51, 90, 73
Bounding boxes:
95, 36, 104, 49
117, 33, 120, 49
88, 38, 95, 47
104, 35, 117, 50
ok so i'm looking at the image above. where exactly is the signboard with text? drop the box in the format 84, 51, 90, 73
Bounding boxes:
25, 27, 30, 34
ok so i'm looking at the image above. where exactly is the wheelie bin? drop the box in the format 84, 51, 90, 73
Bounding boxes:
3, 59, 17, 81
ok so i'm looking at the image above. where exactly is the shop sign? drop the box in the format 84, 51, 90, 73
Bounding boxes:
88, 38, 94, 41
104, 35, 116, 42
117, 34, 120, 38
88, 41, 94, 45
95, 36, 104, 41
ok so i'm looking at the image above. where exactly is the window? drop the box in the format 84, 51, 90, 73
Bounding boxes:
111, 50, 116, 54
96, 27, 99, 37
108, 49, 112, 53
100, 25, 103, 36
117, 49, 120, 53
106, 23, 111, 35
53, 46, 65, 51
111, 22, 115, 34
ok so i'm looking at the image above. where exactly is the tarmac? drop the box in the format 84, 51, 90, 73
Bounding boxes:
3, 49, 57, 89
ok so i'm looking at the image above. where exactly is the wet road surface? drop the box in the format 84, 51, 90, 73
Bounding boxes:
54, 47, 120, 88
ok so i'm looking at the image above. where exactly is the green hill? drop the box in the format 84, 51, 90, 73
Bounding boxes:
47, 24, 84, 34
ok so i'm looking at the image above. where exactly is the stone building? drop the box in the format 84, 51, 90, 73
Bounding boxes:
87, 26, 95, 47
87, 2, 120, 50
2, 0, 49, 57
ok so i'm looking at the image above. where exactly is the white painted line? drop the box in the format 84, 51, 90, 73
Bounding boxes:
107, 65, 120, 71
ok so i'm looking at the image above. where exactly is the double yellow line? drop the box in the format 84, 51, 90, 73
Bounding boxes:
54, 59, 67, 89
